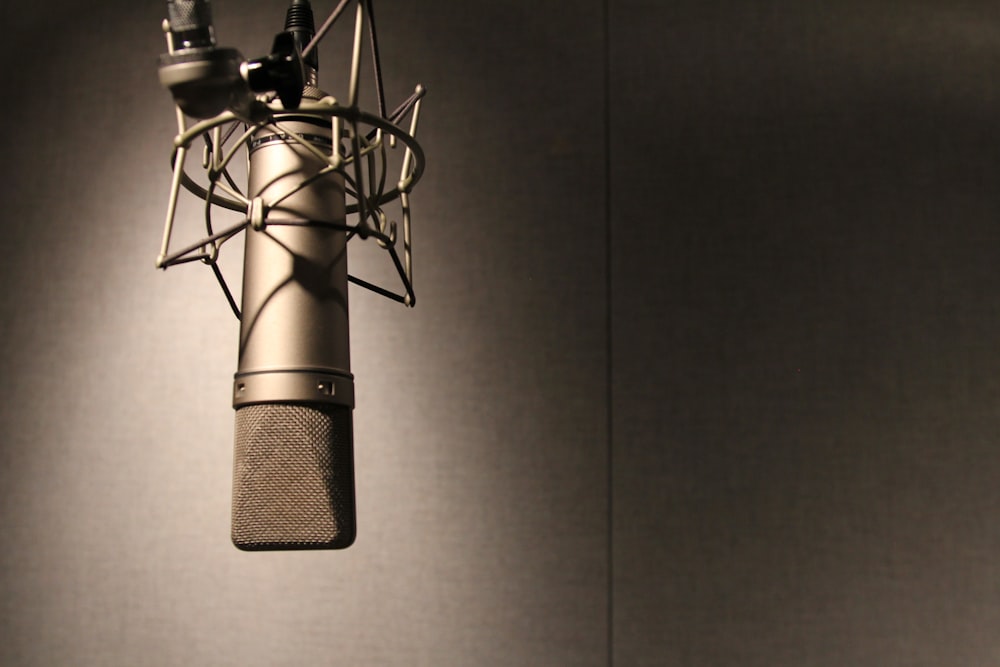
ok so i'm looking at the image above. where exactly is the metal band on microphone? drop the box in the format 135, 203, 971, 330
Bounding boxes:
233, 369, 355, 408
248, 132, 334, 152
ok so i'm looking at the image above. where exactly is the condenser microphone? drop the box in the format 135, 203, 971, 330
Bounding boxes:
155, 0, 425, 551
231, 0, 356, 550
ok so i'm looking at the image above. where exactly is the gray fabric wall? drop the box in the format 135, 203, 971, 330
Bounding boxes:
1, 0, 998, 665
611, 3, 1000, 664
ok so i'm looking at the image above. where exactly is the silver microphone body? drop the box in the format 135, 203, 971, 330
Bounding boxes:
231, 91, 356, 550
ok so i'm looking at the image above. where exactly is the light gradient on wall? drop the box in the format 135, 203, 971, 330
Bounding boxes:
0, 1, 608, 665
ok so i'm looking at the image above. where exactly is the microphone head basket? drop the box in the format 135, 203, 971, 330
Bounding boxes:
156, 0, 426, 315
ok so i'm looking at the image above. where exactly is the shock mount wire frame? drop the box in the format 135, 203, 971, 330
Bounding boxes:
156, 0, 425, 318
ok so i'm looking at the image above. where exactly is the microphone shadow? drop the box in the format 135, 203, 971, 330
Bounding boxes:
238, 226, 349, 359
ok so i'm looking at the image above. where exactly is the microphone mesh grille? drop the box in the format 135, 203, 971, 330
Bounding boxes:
232, 403, 355, 550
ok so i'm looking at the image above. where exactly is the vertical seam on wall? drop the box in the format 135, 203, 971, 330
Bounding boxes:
603, 0, 614, 664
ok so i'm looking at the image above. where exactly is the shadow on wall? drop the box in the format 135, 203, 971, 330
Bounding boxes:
612, 2, 1000, 664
